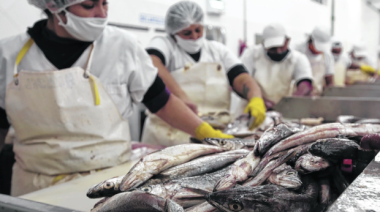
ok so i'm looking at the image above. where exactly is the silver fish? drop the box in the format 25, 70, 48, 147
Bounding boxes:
213, 144, 261, 191
207, 176, 318, 212
91, 191, 184, 212
295, 153, 331, 174
243, 148, 297, 187
157, 149, 249, 180
257, 123, 306, 156
267, 164, 302, 189
185, 202, 218, 212
203, 138, 256, 150
137, 167, 230, 208
264, 123, 380, 157
120, 144, 224, 191
87, 176, 123, 198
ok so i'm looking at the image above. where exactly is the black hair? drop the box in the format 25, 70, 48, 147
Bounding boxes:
44, 9, 53, 19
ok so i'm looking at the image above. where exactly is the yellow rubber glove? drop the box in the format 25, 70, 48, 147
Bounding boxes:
360, 65, 376, 75
244, 97, 266, 130
195, 122, 234, 140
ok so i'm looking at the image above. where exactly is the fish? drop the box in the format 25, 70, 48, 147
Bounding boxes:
337, 115, 360, 124
309, 138, 359, 163
243, 149, 297, 187
267, 164, 302, 189
360, 134, 380, 150
87, 176, 124, 198
202, 138, 256, 150
207, 177, 318, 212
250, 144, 309, 178
314, 178, 331, 212
185, 202, 218, 212
91, 191, 184, 212
157, 150, 249, 181
257, 123, 307, 156
295, 153, 331, 174
213, 144, 261, 191
332, 166, 349, 195
355, 119, 380, 124
264, 123, 380, 157
120, 144, 225, 191
136, 167, 230, 208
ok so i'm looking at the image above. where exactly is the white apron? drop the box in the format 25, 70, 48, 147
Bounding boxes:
333, 57, 347, 87
141, 63, 230, 146
310, 54, 327, 96
6, 39, 131, 196
234, 50, 297, 116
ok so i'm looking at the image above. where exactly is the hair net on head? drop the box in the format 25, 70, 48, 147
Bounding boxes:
28, 0, 85, 13
165, 1, 204, 34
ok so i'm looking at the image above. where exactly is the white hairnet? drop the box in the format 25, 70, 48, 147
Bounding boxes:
165, 1, 204, 34
28, 0, 85, 13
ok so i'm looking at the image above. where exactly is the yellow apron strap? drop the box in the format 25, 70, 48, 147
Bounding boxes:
14, 38, 34, 77
88, 75, 101, 106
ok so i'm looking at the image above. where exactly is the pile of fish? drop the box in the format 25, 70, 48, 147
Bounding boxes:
87, 122, 380, 212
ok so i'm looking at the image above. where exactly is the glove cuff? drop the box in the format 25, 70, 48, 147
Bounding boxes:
195, 122, 213, 140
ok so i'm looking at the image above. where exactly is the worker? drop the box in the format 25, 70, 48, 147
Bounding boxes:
239, 23, 313, 110
142, 1, 266, 146
295, 26, 334, 95
0, 0, 234, 196
349, 42, 378, 76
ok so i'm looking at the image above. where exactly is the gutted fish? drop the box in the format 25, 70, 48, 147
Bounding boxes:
203, 138, 256, 150
120, 144, 224, 191
87, 176, 124, 199
91, 191, 184, 212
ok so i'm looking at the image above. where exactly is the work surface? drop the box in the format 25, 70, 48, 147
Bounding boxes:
20, 160, 138, 212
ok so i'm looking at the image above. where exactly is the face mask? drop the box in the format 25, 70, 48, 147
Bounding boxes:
56, 10, 108, 42
174, 35, 204, 54
267, 49, 290, 62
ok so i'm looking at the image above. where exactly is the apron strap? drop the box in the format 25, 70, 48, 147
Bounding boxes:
13, 38, 34, 77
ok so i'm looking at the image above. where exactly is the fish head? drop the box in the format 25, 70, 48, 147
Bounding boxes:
298, 154, 330, 173
87, 176, 122, 198
207, 186, 279, 212
203, 138, 241, 150
271, 170, 302, 189
136, 184, 168, 198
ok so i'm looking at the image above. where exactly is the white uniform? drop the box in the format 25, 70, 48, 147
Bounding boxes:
142, 35, 242, 146
0, 26, 157, 196
231, 45, 313, 116
333, 53, 351, 86
295, 42, 334, 95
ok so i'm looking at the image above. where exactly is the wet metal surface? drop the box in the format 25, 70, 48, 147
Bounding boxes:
327, 152, 380, 212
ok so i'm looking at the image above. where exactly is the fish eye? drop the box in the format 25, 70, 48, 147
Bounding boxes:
141, 186, 152, 192
104, 182, 114, 189
219, 140, 227, 146
287, 172, 296, 176
228, 201, 243, 211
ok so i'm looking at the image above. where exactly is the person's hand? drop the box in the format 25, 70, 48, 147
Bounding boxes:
181, 98, 198, 114
195, 122, 234, 140
244, 97, 266, 130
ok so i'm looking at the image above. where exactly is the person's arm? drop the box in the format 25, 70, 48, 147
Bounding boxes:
150, 55, 198, 114
325, 75, 334, 87
293, 80, 313, 96
232, 72, 262, 100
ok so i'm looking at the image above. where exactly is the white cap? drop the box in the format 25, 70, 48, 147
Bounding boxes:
331, 37, 342, 49
311, 26, 331, 52
352, 42, 367, 57
262, 23, 286, 49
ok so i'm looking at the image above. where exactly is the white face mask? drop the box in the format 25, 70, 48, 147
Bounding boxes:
56, 10, 108, 42
174, 35, 204, 54
332, 53, 340, 62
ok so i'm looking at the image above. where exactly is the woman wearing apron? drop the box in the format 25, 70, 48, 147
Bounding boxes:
141, 1, 266, 146
0, 0, 232, 196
